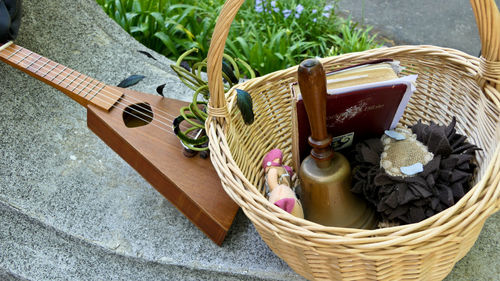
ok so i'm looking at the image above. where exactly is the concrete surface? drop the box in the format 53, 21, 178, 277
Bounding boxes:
337, 0, 500, 56
0, 0, 301, 280
0, 0, 498, 280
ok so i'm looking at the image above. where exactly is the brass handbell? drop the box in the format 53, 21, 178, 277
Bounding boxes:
297, 58, 375, 229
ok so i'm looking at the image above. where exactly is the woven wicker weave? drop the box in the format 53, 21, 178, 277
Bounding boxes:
206, 1, 500, 280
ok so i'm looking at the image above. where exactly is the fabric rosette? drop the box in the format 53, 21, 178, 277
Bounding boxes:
351, 118, 480, 225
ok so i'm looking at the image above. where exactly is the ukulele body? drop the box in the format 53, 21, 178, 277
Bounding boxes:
87, 87, 238, 245
0, 42, 238, 245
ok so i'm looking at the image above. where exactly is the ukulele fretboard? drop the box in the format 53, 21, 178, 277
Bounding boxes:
0, 42, 122, 111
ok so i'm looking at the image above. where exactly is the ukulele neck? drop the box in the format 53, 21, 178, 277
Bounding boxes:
0, 42, 122, 111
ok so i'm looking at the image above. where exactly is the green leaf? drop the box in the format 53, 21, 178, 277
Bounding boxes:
132, 0, 142, 13
97, 0, 381, 76
222, 60, 238, 84
274, 52, 284, 61
235, 37, 250, 58
125, 12, 139, 23
225, 40, 244, 61
236, 89, 254, 125
149, 12, 165, 27
154, 31, 179, 57
130, 23, 148, 34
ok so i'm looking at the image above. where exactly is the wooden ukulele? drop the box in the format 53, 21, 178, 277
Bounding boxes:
0, 41, 239, 245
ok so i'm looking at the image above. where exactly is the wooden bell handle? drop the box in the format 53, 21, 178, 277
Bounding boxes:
297, 59, 333, 164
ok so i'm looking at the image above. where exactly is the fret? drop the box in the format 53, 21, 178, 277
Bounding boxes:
76, 78, 94, 95
81, 80, 100, 98
42, 62, 60, 78
1, 42, 120, 111
25, 55, 42, 70
70, 74, 86, 91
50, 66, 68, 81
33, 59, 51, 74
16, 51, 32, 64
63, 71, 79, 87
6, 47, 22, 59
88, 84, 106, 100
56, 69, 74, 85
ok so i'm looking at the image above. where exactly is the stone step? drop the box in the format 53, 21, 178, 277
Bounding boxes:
0, 0, 497, 280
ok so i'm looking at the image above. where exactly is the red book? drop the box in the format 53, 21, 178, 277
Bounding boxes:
291, 60, 417, 169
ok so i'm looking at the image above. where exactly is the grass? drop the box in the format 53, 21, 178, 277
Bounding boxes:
96, 0, 380, 76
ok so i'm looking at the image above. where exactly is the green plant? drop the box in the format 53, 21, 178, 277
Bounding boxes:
96, 0, 219, 57
326, 19, 379, 56
96, 0, 380, 76
225, 0, 342, 75
170, 48, 256, 154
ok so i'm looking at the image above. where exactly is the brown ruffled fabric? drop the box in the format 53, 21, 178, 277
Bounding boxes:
351, 118, 480, 225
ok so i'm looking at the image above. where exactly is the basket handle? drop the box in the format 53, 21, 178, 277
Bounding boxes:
470, 0, 500, 90
207, 0, 500, 118
207, 0, 245, 121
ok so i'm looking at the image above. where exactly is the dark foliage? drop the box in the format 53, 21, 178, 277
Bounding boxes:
117, 75, 145, 88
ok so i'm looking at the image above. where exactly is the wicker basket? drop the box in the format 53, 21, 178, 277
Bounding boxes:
206, 0, 500, 280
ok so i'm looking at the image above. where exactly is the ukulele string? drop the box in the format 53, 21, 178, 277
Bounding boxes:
88, 94, 180, 137
2, 47, 195, 129
6, 47, 203, 135
0, 47, 175, 122
7, 47, 175, 122
1, 47, 202, 135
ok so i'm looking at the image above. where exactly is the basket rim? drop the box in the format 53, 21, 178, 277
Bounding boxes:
207, 45, 500, 248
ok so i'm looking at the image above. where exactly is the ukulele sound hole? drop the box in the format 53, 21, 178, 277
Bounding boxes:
123, 103, 154, 128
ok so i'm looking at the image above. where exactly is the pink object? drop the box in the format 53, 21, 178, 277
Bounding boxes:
274, 198, 296, 214
262, 149, 294, 177
283, 165, 294, 177
262, 149, 283, 170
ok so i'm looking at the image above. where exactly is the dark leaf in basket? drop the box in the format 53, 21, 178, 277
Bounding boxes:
117, 75, 145, 88
156, 84, 166, 97
222, 59, 238, 83
180, 61, 191, 72
236, 89, 254, 125
137, 50, 157, 60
